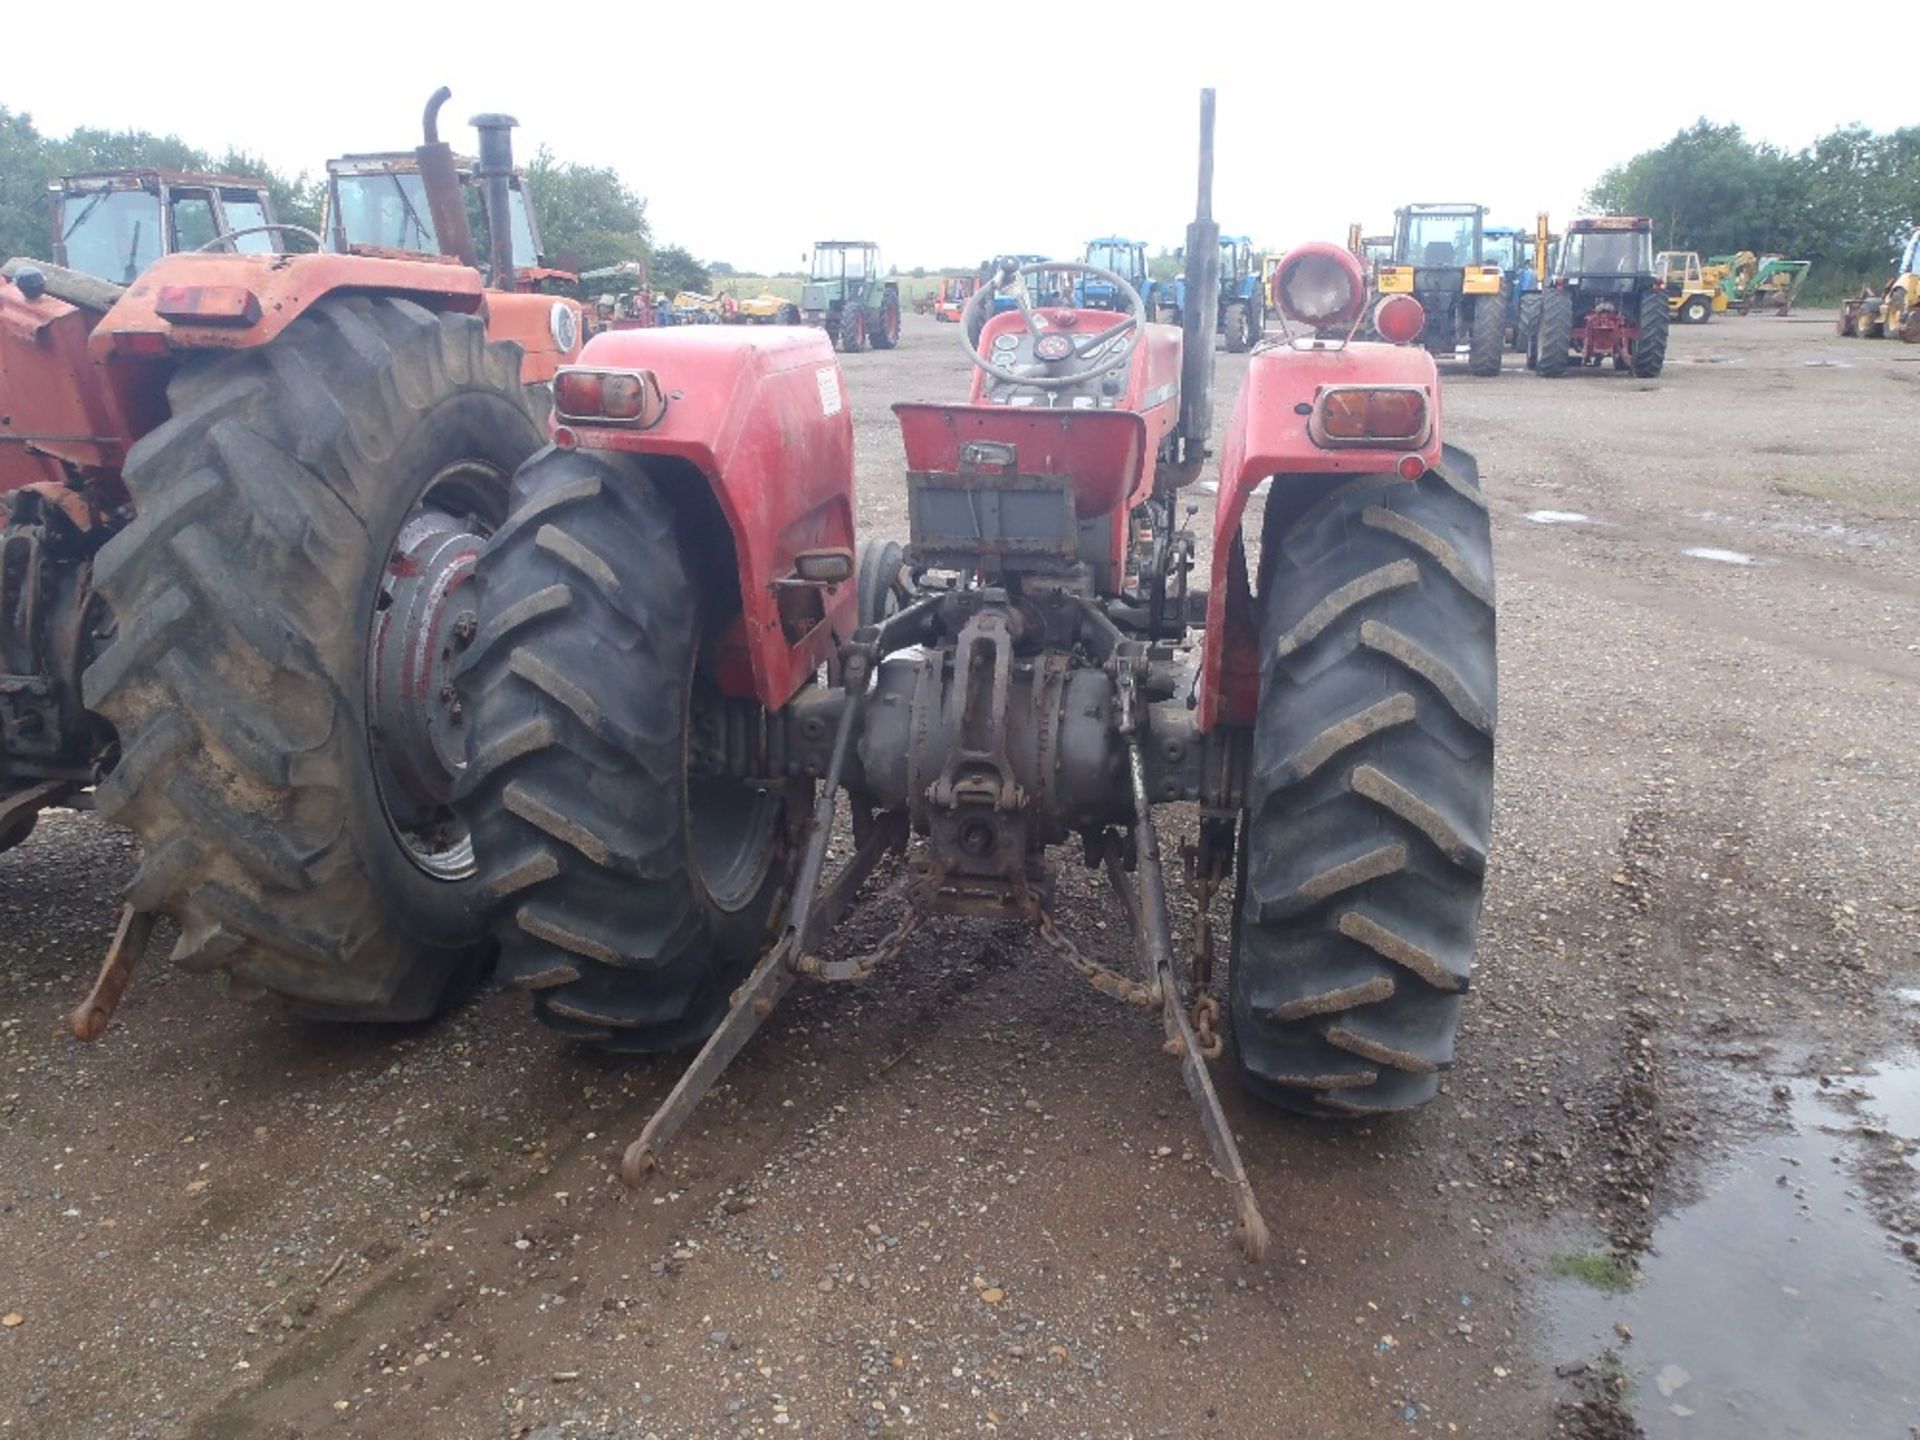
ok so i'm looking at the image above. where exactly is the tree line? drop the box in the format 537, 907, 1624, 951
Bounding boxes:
1587, 119, 1920, 296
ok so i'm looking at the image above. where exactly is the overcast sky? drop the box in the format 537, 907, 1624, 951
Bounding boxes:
9, 2, 1909, 274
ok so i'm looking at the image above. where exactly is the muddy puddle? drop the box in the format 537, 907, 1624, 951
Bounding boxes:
1545, 1055, 1920, 1438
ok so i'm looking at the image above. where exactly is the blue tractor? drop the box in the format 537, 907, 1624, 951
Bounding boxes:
988, 253, 1060, 314
1076, 237, 1161, 314
1170, 233, 1265, 352
1484, 224, 1537, 353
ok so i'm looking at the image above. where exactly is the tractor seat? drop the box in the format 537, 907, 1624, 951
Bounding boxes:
1422, 242, 1457, 268
894, 402, 1148, 520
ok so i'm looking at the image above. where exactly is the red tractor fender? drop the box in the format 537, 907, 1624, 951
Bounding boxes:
1198, 340, 1445, 731
552, 325, 858, 710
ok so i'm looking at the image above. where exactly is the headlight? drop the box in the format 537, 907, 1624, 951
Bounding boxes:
549, 300, 580, 355
1271, 242, 1368, 328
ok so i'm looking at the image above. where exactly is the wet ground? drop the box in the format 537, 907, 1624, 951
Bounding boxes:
2, 312, 1918, 1438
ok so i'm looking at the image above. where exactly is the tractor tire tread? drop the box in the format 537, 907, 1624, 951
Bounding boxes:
1467, 290, 1504, 375
83, 296, 540, 1019
454, 448, 792, 1053
1634, 289, 1669, 377
1232, 447, 1495, 1117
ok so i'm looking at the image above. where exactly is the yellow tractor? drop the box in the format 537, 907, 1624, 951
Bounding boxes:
1839, 229, 1920, 342
1655, 251, 1724, 323
734, 290, 802, 325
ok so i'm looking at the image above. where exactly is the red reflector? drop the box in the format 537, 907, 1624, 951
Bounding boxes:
154, 284, 260, 327
1367, 390, 1425, 437
553, 369, 604, 417
1321, 389, 1370, 438
552, 366, 667, 427
1313, 387, 1429, 445
1372, 294, 1426, 345
1397, 453, 1426, 481
553, 425, 578, 450
599, 372, 650, 420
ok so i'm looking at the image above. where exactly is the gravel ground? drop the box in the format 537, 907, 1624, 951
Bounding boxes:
1, 312, 1916, 1438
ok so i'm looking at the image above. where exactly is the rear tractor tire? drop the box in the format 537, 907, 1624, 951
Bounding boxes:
1634, 289, 1670, 377
454, 449, 801, 1052
84, 297, 545, 1019
870, 293, 901, 350
1534, 290, 1572, 377
1516, 293, 1542, 368
1224, 301, 1253, 353
837, 305, 866, 354
1467, 292, 1504, 376
1230, 449, 1495, 1115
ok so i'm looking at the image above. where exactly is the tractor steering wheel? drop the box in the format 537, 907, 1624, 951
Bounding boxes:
961, 258, 1147, 391
195, 224, 325, 253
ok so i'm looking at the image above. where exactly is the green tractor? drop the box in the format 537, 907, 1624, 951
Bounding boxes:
799, 239, 901, 352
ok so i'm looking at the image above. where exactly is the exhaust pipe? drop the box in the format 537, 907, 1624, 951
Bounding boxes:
471, 111, 520, 292
415, 87, 479, 269
1174, 89, 1221, 485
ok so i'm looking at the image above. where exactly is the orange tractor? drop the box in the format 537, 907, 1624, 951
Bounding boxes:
931, 274, 980, 322
0, 90, 582, 1025
450, 92, 1495, 1255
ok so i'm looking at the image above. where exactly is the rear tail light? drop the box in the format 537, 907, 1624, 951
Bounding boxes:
1372, 294, 1426, 344
552, 366, 667, 427
1311, 385, 1430, 447
154, 284, 260, 327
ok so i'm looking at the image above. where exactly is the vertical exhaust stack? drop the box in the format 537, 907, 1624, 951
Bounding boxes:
415, 87, 479, 269
471, 112, 521, 292
1176, 89, 1221, 484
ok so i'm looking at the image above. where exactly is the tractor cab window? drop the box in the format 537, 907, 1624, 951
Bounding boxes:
332, 170, 439, 254
506, 184, 540, 269
1563, 230, 1652, 277
1399, 211, 1480, 268
812, 247, 872, 281
168, 191, 221, 254
1220, 239, 1250, 278
1483, 233, 1519, 271
217, 191, 277, 254
1086, 242, 1141, 280
1901, 234, 1920, 277
60, 187, 164, 284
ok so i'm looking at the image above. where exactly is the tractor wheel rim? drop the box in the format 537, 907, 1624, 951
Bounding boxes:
687, 681, 781, 911
367, 461, 507, 881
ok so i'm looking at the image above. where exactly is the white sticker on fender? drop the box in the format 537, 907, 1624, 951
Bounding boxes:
816, 367, 842, 417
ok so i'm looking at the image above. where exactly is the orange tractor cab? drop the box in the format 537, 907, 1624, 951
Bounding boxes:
931, 274, 979, 322
451, 92, 1495, 1258
49, 168, 295, 283
319, 90, 583, 380
0, 88, 582, 1029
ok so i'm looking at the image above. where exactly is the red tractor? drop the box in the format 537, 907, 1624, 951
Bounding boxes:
1526, 216, 1669, 378
931, 274, 979, 322
0, 91, 581, 1027
451, 93, 1496, 1255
